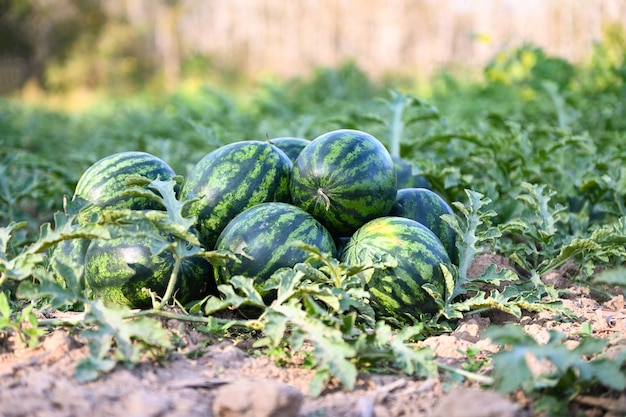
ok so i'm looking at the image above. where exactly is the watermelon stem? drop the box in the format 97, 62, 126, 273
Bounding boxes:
155, 254, 182, 309
317, 188, 331, 211
134, 308, 263, 330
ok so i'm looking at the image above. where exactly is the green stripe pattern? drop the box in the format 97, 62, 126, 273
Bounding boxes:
290, 129, 397, 237
340, 216, 452, 322
390, 188, 458, 263
267, 137, 311, 163
73, 151, 175, 211
182, 141, 292, 249
215, 202, 336, 289
84, 235, 214, 308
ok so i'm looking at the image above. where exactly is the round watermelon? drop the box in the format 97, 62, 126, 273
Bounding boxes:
214, 202, 336, 293
393, 156, 431, 189
390, 188, 458, 263
181, 141, 292, 249
84, 235, 216, 308
290, 129, 397, 237
267, 137, 311, 163
340, 216, 452, 323
73, 151, 176, 217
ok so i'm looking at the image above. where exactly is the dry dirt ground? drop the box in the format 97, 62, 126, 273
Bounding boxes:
0, 255, 625, 417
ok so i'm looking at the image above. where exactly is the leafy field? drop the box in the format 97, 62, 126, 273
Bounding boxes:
1, 40, 626, 417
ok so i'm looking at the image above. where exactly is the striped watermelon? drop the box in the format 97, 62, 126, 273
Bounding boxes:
290, 129, 397, 237
84, 235, 216, 308
267, 137, 311, 163
214, 202, 336, 293
393, 156, 431, 189
181, 141, 292, 249
73, 151, 175, 216
340, 216, 452, 323
390, 188, 458, 263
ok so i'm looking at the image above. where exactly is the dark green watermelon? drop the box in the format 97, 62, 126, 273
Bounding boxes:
340, 216, 452, 323
84, 235, 216, 308
390, 188, 458, 263
267, 137, 311, 163
181, 141, 292, 249
214, 202, 336, 292
73, 151, 176, 217
290, 129, 397, 237
393, 156, 430, 189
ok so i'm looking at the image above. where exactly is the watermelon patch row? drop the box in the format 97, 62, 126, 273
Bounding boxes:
52, 129, 458, 324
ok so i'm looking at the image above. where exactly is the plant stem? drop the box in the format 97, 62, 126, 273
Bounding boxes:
389, 92, 407, 158
38, 307, 261, 330
157, 253, 182, 309
436, 362, 494, 385
137, 308, 263, 330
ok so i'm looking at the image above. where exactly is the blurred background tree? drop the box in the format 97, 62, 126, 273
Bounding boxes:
0, 0, 624, 103
0, 0, 107, 93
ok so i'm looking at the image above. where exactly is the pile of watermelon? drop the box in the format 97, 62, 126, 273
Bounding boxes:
53, 129, 458, 323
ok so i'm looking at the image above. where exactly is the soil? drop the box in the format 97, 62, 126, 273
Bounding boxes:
1, 254, 625, 417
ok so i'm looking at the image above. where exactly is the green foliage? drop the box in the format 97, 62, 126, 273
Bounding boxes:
362, 89, 441, 158
486, 324, 626, 414
75, 299, 172, 382
0, 292, 45, 347
1, 177, 228, 380
201, 246, 470, 396
427, 188, 573, 321
1, 38, 626, 408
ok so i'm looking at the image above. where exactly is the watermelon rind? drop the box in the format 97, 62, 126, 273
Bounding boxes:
181, 141, 292, 249
214, 202, 336, 292
73, 151, 176, 217
340, 216, 452, 323
390, 187, 458, 263
289, 129, 397, 237
267, 137, 311, 163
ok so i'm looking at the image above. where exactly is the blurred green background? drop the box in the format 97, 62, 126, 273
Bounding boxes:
0, 0, 625, 245
1, 0, 625, 108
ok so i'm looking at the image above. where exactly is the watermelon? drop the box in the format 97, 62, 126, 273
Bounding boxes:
393, 156, 430, 189
267, 137, 311, 163
290, 129, 397, 237
340, 216, 452, 323
73, 151, 176, 217
84, 235, 216, 308
181, 141, 292, 249
390, 188, 458, 263
214, 202, 336, 293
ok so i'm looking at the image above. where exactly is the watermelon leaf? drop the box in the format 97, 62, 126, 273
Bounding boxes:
438, 189, 577, 321
592, 267, 626, 290
486, 324, 626, 395
444, 189, 501, 293
369, 90, 441, 158
272, 302, 358, 394
76, 299, 172, 382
